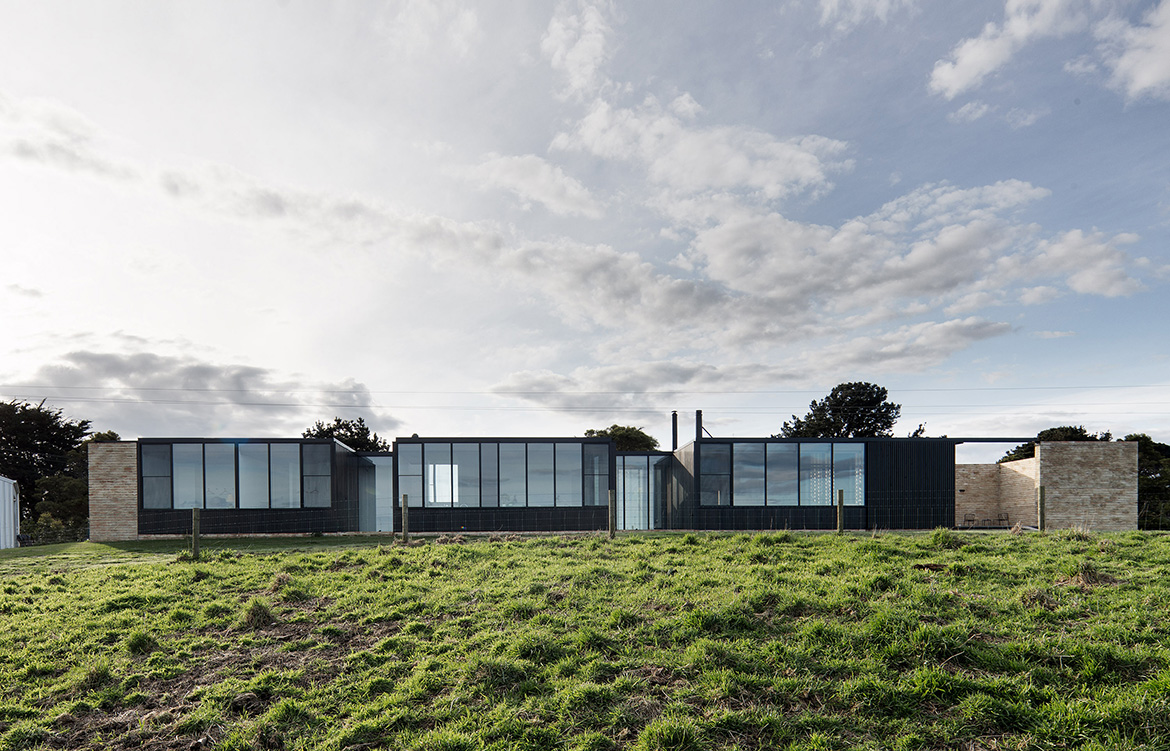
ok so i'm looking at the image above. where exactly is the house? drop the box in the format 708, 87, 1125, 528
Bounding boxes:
0, 476, 19, 549
87, 411, 1138, 541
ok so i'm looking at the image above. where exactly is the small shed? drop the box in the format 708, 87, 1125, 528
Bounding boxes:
0, 476, 19, 549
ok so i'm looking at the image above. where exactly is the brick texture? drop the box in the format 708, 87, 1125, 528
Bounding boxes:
954, 458, 1037, 527
1039, 441, 1137, 532
89, 442, 139, 542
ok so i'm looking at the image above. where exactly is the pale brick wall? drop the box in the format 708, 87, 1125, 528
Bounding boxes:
955, 464, 999, 525
1039, 441, 1137, 531
89, 442, 139, 542
1000, 457, 1038, 528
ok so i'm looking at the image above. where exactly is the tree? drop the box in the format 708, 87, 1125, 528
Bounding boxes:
303, 417, 390, 452
999, 426, 1113, 463
584, 425, 660, 451
32, 430, 120, 526
0, 399, 91, 521
775, 382, 903, 438
1125, 434, 1170, 530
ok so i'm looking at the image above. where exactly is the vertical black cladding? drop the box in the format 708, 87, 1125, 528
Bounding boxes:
865, 439, 956, 529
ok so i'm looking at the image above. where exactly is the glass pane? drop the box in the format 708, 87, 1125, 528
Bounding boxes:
766, 443, 799, 505
800, 443, 832, 506
480, 443, 499, 508
700, 474, 731, 506
555, 443, 582, 506
453, 443, 480, 507
270, 443, 301, 508
700, 444, 731, 474
833, 444, 865, 506
204, 443, 236, 509
143, 477, 172, 509
371, 456, 395, 531
583, 443, 609, 474
398, 443, 422, 475
400, 475, 423, 508
621, 456, 649, 530
239, 443, 269, 509
303, 444, 331, 476
303, 475, 330, 507
425, 443, 453, 506
499, 443, 526, 507
173, 444, 204, 509
733, 443, 765, 506
583, 474, 607, 506
527, 443, 555, 507
141, 444, 171, 477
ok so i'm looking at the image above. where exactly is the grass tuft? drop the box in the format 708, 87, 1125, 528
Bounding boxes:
234, 598, 276, 631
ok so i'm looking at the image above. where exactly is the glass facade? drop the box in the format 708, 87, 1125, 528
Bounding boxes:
396, 440, 610, 509
139, 441, 333, 510
615, 454, 668, 530
698, 441, 866, 507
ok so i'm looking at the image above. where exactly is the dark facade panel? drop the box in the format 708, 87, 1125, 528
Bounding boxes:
693, 505, 866, 531
865, 440, 956, 529
394, 506, 609, 533
139, 507, 355, 536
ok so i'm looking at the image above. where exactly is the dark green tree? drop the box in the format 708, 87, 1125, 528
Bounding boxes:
32, 430, 121, 526
584, 425, 660, 451
999, 426, 1113, 463
304, 417, 390, 452
775, 382, 903, 438
1125, 434, 1170, 530
0, 399, 91, 521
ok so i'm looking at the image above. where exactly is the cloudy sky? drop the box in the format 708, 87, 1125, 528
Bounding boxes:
1, 0, 1168, 461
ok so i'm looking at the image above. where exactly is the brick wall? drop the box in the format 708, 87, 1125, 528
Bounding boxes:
955, 464, 999, 525
1039, 441, 1137, 531
1000, 457, 1038, 528
89, 442, 139, 542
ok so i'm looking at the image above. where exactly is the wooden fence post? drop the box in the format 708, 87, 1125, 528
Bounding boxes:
608, 490, 616, 539
837, 489, 845, 534
191, 508, 200, 560
401, 494, 410, 544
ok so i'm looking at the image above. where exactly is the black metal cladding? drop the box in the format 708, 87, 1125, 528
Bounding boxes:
865, 439, 956, 530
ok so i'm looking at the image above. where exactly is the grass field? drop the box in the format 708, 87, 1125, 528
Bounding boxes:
2, 529, 1170, 750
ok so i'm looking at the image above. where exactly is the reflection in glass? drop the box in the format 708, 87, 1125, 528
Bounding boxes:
141, 444, 172, 509
204, 443, 236, 509
700, 443, 731, 474
555, 443, 582, 506
425, 443, 453, 506
302, 444, 331, 476
303, 476, 331, 507
583, 443, 609, 506
141, 444, 171, 477
800, 443, 832, 505
584, 474, 607, 507
370, 456, 395, 531
399, 475, 423, 508
398, 443, 422, 476
480, 443, 499, 507
833, 443, 865, 506
733, 443, 765, 506
173, 444, 204, 509
454, 443, 480, 507
766, 443, 798, 506
499, 443, 526, 507
239, 443, 269, 508
528, 443, 555, 507
700, 444, 730, 505
270, 444, 301, 508
620, 456, 650, 529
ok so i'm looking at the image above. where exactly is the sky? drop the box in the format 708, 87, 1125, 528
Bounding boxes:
1, 0, 1168, 463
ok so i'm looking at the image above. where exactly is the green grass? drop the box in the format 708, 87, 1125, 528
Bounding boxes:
2, 530, 1170, 749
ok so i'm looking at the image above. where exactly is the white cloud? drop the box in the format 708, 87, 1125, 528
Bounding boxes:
1033, 330, 1075, 337
930, 0, 1089, 99
948, 100, 994, 123
461, 153, 603, 218
376, 0, 481, 58
1095, 0, 1170, 101
541, 0, 614, 98
1004, 105, 1049, 127
1033, 229, 1144, 296
818, 0, 917, 31
552, 97, 852, 206
0, 92, 137, 179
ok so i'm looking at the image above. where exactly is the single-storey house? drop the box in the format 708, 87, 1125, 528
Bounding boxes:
87, 411, 1138, 541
